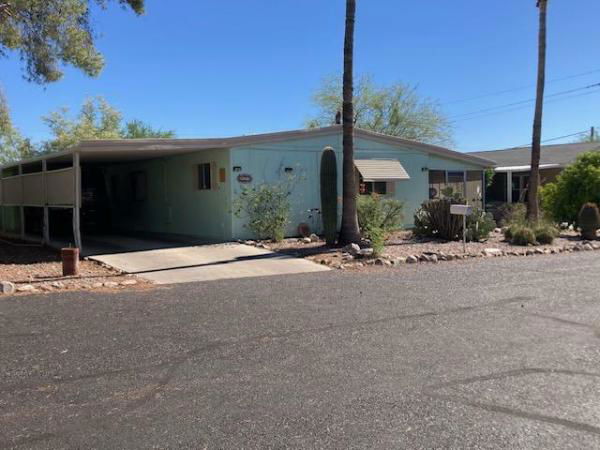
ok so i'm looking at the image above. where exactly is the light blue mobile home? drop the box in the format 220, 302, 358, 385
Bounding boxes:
0, 126, 494, 247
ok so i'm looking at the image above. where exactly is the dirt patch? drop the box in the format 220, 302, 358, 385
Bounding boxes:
0, 239, 152, 296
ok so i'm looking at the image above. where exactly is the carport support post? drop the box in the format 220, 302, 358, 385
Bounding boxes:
506, 170, 513, 204
42, 159, 50, 245
18, 164, 24, 240
72, 152, 82, 251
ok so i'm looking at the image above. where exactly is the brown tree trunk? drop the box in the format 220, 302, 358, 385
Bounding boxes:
527, 0, 548, 222
339, 0, 361, 245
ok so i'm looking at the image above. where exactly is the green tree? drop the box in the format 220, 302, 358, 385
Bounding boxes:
0, 0, 144, 84
308, 75, 453, 145
338, 0, 361, 245
42, 97, 176, 152
122, 119, 175, 139
541, 151, 600, 224
0, 90, 34, 163
527, 0, 548, 222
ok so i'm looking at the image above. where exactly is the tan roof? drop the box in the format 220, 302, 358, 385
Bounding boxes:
355, 159, 410, 181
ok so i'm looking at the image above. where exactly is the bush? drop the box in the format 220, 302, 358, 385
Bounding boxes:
414, 198, 463, 240
509, 225, 537, 246
578, 202, 600, 240
233, 180, 292, 242
357, 194, 404, 234
504, 220, 558, 246
466, 208, 496, 242
493, 203, 526, 227
541, 151, 600, 224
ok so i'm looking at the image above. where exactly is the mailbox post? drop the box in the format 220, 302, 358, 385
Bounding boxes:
450, 204, 474, 253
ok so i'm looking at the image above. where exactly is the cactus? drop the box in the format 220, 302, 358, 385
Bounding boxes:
578, 202, 600, 240
320, 148, 338, 245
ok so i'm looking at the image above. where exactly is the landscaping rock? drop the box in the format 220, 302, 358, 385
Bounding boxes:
534, 248, 545, 255
244, 240, 256, 246
309, 234, 320, 242
494, 228, 502, 234
445, 254, 454, 261
429, 254, 439, 263
358, 248, 374, 258
121, 279, 138, 286
396, 257, 407, 264
483, 248, 503, 257
51, 281, 65, 289
343, 243, 361, 256
406, 255, 419, 264
17, 284, 37, 293
0, 281, 16, 295
583, 243, 594, 251
92, 282, 104, 288
592, 243, 600, 250
103, 281, 119, 288
302, 237, 312, 244
525, 249, 535, 256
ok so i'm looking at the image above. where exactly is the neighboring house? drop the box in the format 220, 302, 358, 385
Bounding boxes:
0, 126, 493, 249
470, 142, 600, 208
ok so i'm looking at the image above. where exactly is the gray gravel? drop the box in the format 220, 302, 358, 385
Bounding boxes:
1, 252, 599, 449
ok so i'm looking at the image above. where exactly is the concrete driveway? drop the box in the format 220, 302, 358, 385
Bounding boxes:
88, 242, 329, 284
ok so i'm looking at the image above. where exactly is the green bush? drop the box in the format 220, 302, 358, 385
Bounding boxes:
510, 225, 537, 246
466, 208, 496, 242
578, 202, 600, 240
357, 194, 404, 234
493, 203, 526, 227
541, 151, 600, 224
504, 220, 558, 246
414, 198, 463, 241
233, 180, 292, 242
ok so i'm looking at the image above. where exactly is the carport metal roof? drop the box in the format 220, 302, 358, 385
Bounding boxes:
1, 125, 496, 170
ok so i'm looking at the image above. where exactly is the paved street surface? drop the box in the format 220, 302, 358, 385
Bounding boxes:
89, 243, 329, 284
1, 252, 599, 449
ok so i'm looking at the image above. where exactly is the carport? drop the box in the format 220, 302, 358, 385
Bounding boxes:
0, 141, 215, 252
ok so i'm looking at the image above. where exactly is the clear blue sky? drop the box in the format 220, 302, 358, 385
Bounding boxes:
1, 0, 599, 151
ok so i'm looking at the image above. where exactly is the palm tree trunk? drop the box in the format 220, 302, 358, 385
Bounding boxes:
527, 0, 548, 222
339, 0, 361, 245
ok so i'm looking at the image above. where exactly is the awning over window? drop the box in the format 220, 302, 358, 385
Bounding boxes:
355, 159, 410, 182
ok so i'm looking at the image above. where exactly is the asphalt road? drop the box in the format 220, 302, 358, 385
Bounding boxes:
1, 252, 600, 449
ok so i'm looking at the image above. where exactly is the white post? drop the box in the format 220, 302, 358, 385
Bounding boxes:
42, 159, 50, 245
463, 214, 467, 254
72, 152, 82, 251
18, 164, 25, 239
506, 171, 513, 204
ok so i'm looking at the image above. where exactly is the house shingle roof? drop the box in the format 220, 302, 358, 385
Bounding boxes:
469, 142, 600, 168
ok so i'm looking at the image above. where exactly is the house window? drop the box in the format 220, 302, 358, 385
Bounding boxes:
130, 171, 147, 202
197, 163, 212, 190
359, 176, 387, 195
447, 171, 466, 197
428, 170, 446, 199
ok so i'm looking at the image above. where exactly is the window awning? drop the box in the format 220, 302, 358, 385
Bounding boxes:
355, 159, 410, 182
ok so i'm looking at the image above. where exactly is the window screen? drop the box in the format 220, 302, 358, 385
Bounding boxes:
198, 163, 212, 190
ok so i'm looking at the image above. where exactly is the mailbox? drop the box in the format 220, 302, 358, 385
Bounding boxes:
450, 204, 473, 216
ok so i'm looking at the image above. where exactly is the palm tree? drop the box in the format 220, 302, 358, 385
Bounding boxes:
527, 0, 548, 221
339, 0, 362, 244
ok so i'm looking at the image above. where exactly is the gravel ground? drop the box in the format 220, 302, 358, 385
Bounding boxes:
0, 240, 151, 295
255, 229, 596, 270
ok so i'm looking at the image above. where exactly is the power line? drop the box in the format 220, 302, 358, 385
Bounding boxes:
449, 82, 600, 121
442, 68, 600, 106
507, 128, 597, 149
449, 84, 600, 123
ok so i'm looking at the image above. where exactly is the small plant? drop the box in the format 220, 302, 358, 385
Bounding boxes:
365, 225, 385, 257
465, 208, 496, 242
357, 194, 404, 234
578, 202, 600, 240
413, 198, 463, 241
504, 219, 558, 246
233, 180, 293, 242
493, 203, 526, 227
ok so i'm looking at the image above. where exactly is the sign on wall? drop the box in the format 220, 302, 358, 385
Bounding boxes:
237, 174, 253, 184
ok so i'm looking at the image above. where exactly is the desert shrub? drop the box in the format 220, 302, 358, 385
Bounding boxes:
578, 202, 600, 240
508, 224, 537, 246
504, 220, 558, 246
233, 180, 292, 242
541, 151, 600, 224
465, 208, 496, 242
533, 222, 559, 244
493, 203, 526, 227
413, 198, 463, 241
357, 194, 404, 234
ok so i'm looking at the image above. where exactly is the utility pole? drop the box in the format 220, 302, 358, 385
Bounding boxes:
591, 126, 596, 142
